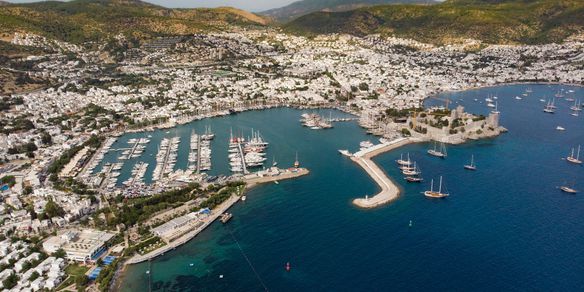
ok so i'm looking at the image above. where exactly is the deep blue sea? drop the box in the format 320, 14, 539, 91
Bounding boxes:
119, 84, 584, 291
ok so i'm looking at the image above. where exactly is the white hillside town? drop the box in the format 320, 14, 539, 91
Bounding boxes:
1, 26, 584, 291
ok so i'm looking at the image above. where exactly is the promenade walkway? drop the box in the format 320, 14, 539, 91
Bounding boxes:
350, 138, 414, 208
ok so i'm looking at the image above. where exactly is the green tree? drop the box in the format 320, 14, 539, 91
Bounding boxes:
52, 248, 66, 258
2, 274, 18, 289
76, 275, 88, 288
44, 199, 65, 218
29, 271, 39, 281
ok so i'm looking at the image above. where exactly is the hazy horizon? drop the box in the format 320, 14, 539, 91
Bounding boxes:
4, 0, 298, 12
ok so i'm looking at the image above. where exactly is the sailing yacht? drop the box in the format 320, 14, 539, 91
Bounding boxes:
427, 141, 447, 158
491, 101, 500, 114
424, 177, 449, 198
566, 145, 582, 164
543, 99, 555, 113
396, 153, 412, 166
404, 162, 423, 182
570, 99, 582, 111
402, 162, 421, 176
201, 125, 215, 140
464, 155, 477, 170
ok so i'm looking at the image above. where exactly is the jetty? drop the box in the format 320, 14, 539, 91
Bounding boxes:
350, 137, 416, 208
126, 194, 241, 265
244, 167, 310, 188
125, 167, 309, 264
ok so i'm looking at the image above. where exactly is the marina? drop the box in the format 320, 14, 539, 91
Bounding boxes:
119, 84, 584, 292
152, 136, 180, 181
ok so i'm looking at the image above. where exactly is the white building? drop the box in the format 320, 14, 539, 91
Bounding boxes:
42, 229, 115, 262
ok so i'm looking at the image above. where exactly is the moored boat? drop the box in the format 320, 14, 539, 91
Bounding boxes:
424, 176, 449, 198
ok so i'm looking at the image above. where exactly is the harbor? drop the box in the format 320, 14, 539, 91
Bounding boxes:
152, 136, 180, 181
345, 137, 418, 208
117, 87, 584, 292
125, 165, 310, 264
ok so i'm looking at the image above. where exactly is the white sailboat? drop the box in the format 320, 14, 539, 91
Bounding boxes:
491, 101, 500, 114
424, 176, 449, 198
543, 99, 555, 113
570, 99, 582, 113
428, 141, 447, 158
566, 145, 582, 164
396, 153, 412, 166
464, 155, 477, 170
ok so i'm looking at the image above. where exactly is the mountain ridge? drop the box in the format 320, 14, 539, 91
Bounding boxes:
0, 0, 268, 44
284, 0, 584, 44
261, 0, 434, 22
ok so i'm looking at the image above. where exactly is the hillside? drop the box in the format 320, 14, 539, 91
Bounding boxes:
261, 0, 433, 22
0, 0, 268, 44
284, 0, 584, 44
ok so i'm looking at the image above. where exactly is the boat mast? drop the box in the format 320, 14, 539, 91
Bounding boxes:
438, 176, 443, 193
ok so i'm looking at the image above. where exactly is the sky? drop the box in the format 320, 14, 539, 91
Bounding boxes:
5, 0, 298, 12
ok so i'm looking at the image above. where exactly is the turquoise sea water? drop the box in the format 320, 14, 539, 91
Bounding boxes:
119, 84, 584, 291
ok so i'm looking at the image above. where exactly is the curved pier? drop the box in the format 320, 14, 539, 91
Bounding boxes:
350, 138, 415, 208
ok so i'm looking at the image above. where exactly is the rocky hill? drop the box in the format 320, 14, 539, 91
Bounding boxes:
284, 0, 584, 44
0, 0, 268, 44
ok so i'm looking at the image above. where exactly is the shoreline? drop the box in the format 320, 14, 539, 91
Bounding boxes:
105, 81, 582, 142
117, 102, 356, 135
123, 167, 310, 265
350, 137, 421, 208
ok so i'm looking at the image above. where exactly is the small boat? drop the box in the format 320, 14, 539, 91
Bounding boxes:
560, 186, 578, 194
402, 162, 421, 176
543, 99, 555, 113
570, 99, 582, 111
241, 195, 247, 201
428, 141, 447, 158
338, 149, 352, 157
566, 145, 582, 164
274, 180, 279, 185
556, 126, 565, 131
515, 96, 522, 100
285, 262, 291, 272
405, 176, 423, 183
220, 213, 233, 224
464, 155, 477, 170
396, 153, 412, 166
409, 220, 413, 228
491, 101, 500, 114
424, 176, 449, 198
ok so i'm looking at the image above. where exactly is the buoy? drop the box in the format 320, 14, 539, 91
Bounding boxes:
285, 262, 291, 272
